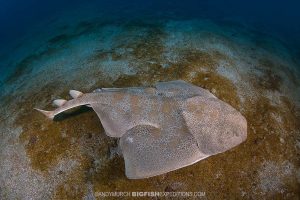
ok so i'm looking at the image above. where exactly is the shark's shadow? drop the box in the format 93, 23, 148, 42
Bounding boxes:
53, 106, 93, 121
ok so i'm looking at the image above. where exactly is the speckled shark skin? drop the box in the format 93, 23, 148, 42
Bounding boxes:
36, 80, 247, 179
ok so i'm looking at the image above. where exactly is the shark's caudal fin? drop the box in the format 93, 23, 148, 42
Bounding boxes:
35, 89, 86, 119
34, 108, 55, 120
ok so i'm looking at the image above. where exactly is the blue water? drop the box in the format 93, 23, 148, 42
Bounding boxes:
1, 0, 300, 52
0, 0, 300, 79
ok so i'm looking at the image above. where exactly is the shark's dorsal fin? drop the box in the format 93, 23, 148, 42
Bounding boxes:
53, 99, 67, 107
69, 90, 83, 98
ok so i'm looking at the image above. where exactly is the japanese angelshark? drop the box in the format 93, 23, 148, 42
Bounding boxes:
36, 80, 247, 179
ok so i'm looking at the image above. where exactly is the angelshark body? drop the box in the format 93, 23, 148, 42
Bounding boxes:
36, 80, 247, 179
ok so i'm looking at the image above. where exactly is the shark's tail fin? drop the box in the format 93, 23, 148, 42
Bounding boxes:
34, 108, 55, 120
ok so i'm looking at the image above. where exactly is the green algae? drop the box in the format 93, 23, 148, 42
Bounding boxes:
191, 71, 240, 108
113, 74, 142, 87
251, 58, 283, 91
258, 69, 282, 91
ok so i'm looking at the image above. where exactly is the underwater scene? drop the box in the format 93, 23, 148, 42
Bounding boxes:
0, 0, 299, 199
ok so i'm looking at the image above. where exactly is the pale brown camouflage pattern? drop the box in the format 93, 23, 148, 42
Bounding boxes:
36, 80, 247, 179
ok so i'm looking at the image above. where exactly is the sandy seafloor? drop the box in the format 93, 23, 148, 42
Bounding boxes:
0, 5, 300, 200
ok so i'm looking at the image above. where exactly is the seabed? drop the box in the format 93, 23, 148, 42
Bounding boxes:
0, 11, 299, 200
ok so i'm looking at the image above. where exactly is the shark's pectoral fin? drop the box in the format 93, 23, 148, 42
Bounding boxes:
183, 96, 247, 155
119, 125, 207, 179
